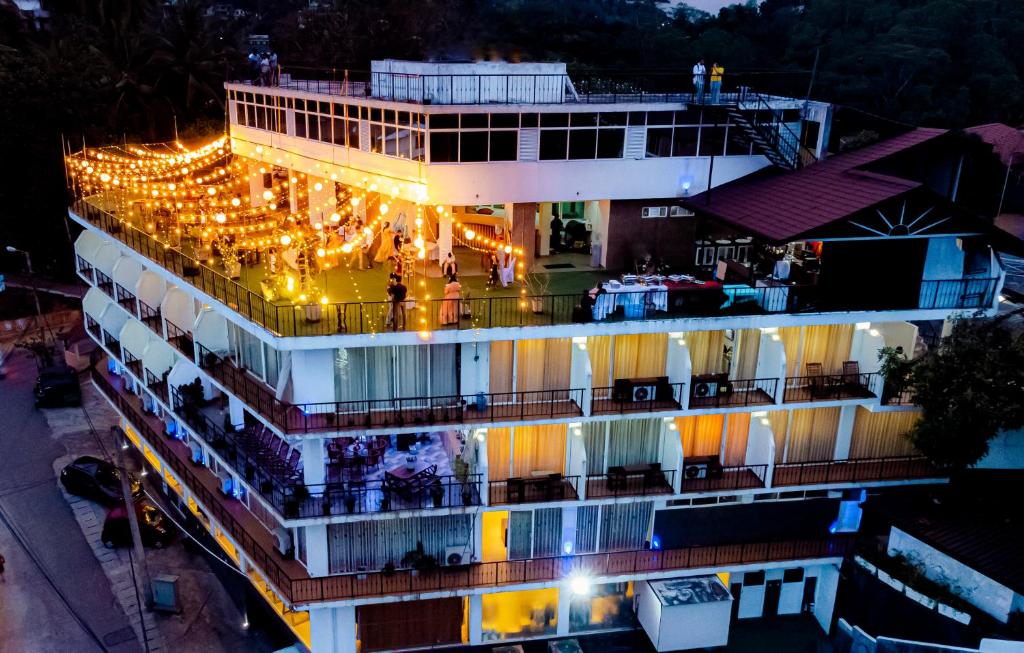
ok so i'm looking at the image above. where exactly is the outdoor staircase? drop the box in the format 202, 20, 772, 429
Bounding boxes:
723, 91, 815, 171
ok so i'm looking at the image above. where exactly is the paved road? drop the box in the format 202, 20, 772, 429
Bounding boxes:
0, 350, 141, 653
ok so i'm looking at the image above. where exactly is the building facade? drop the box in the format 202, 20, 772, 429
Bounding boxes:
66, 60, 1007, 652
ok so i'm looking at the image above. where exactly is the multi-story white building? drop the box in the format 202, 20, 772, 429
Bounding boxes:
66, 60, 1008, 652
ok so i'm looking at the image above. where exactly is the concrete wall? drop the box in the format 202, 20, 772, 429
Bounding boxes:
888, 528, 1016, 623
605, 197, 699, 270
923, 237, 965, 280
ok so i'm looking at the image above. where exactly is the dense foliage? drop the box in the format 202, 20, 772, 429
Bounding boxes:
1, 0, 1023, 276
907, 315, 1024, 470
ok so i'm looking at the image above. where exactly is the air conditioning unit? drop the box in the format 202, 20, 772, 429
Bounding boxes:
189, 441, 204, 465
632, 383, 657, 402
273, 527, 293, 558
216, 469, 233, 496
684, 462, 709, 479
693, 381, 719, 398
444, 545, 470, 566
669, 206, 695, 218
641, 206, 668, 219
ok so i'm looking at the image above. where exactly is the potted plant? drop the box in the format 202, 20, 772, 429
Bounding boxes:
285, 485, 309, 519
878, 346, 912, 404
401, 541, 439, 576
429, 480, 445, 508
521, 265, 551, 314
382, 561, 396, 577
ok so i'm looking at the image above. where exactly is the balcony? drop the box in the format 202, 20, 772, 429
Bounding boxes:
286, 474, 483, 519
689, 376, 777, 409
585, 465, 675, 499
165, 319, 194, 358
591, 381, 685, 416
772, 455, 938, 487
783, 372, 878, 404
95, 269, 114, 298
489, 475, 580, 506
93, 364, 855, 606
138, 299, 162, 335
114, 283, 137, 314
198, 343, 584, 434
679, 460, 768, 493
71, 198, 999, 339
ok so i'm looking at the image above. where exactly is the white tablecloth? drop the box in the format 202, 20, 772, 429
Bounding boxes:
593, 283, 668, 320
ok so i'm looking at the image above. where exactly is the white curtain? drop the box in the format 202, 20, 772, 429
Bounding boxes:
533, 508, 563, 557
429, 344, 457, 397
334, 347, 368, 401
583, 422, 607, 475
599, 502, 652, 552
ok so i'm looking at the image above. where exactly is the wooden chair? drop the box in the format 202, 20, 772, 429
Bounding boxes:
805, 362, 826, 398
841, 361, 861, 390
506, 477, 525, 503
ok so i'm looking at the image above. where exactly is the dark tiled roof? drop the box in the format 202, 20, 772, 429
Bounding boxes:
967, 123, 1024, 166
685, 128, 948, 242
882, 471, 1024, 596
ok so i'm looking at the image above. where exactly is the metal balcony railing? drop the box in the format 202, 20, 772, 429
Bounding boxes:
679, 464, 768, 492
165, 319, 194, 359
489, 476, 580, 505
783, 373, 878, 403
138, 299, 162, 335
72, 199, 1000, 338
95, 270, 114, 298
772, 455, 938, 486
283, 475, 484, 519
689, 377, 778, 408
591, 382, 685, 415
585, 468, 675, 499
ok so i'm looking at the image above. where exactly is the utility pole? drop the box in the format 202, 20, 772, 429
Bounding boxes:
114, 426, 154, 609
5, 246, 47, 344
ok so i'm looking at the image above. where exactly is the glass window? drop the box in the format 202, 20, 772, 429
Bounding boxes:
571, 112, 598, 126
568, 582, 636, 633
725, 126, 751, 155
700, 126, 726, 156
318, 101, 330, 114
645, 128, 673, 158
672, 127, 699, 156
460, 113, 488, 129
520, 113, 539, 127
383, 126, 398, 156
489, 131, 518, 161
395, 127, 412, 158
783, 568, 804, 583
490, 113, 518, 128
397, 111, 410, 126
320, 116, 332, 142
598, 112, 628, 126
412, 130, 425, 161
332, 103, 344, 117
430, 114, 458, 129
347, 120, 360, 149
295, 112, 306, 138
596, 129, 625, 158
332, 118, 346, 145
481, 589, 558, 641
539, 130, 568, 160
369, 124, 383, 152
648, 111, 673, 125
568, 129, 597, 159
307, 113, 319, 140
385, 109, 397, 124
460, 131, 488, 162
255, 106, 266, 130
540, 113, 569, 127
411, 113, 424, 128
235, 103, 245, 124
628, 112, 646, 125
370, 108, 382, 122
675, 108, 702, 125
429, 131, 458, 162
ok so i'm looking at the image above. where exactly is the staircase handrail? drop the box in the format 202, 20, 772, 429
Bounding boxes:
743, 90, 818, 169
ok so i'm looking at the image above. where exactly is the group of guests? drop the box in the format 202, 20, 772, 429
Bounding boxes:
248, 50, 279, 86
384, 252, 462, 330
691, 59, 726, 104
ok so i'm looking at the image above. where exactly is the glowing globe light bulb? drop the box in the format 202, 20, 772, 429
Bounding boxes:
379, 203, 389, 215
280, 235, 292, 246
214, 213, 226, 223
464, 229, 476, 241
263, 190, 274, 201
231, 197, 241, 207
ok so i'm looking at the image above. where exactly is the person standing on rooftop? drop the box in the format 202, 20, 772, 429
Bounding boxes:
710, 62, 724, 103
692, 59, 706, 102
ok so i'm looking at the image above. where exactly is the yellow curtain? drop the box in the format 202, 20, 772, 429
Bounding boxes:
516, 338, 571, 393
787, 408, 840, 462
511, 424, 567, 477
587, 336, 612, 388
850, 408, 919, 459
677, 414, 724, 458
779, 327, 802, 377
723, 413, 751, 466
734, 329, 761, 380
767, 410, 789, 463
686, 331, 725, 376
490, 341, 514, 395
487, 427, 512, 481
612, 334, 667, 379
802, 324, 855, 373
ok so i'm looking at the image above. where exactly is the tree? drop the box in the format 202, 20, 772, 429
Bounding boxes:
907, 315, 1024, 471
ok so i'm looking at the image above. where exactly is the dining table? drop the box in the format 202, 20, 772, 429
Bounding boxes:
592, 282, 669, 320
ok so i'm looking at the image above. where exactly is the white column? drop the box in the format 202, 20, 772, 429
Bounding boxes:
290, 349, 336, 404
305, 524, 329, 576
288, 171, 299, 214
666, 333, 691, 409
468, 595, 483, 644
833, 405, 857, 460
247, 160, 266, 208
746, 413, 776, 487
556, 586, 572, 636
660, 417, 683, 493
459, 341, 491, 396
437, 206, 453, 261
227, 395, 245, 430
569, 338, 592, 416
538, 202, 552, 256
561, 505, 578, 556
755, 329, 787, 406
309, 605, 357, 653
307, 175, 333, 227
596, 200, 611, 268
566, 423, 586, 500
303, 437, 326, 486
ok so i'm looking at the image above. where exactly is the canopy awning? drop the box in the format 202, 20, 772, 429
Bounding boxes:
136, 270, 167, 309
83, 287, 113, 322
99, 302, 130, 337
74, 230, 104, 264
142, 336, 177, 380
93, 243, 122, 277
112, 257, 144, 291
119, 320, 155, 360
161, 286, 195, 332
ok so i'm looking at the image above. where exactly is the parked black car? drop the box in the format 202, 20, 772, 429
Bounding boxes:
60, 456, 141, 505
34, 365, 81, 407
101, 499, 175, 549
